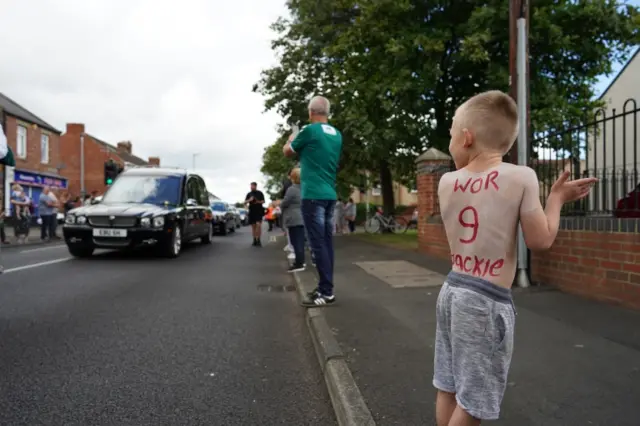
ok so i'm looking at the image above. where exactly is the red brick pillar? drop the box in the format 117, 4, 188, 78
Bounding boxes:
415, 148, 453, 259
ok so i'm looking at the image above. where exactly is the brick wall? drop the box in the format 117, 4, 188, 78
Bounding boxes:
59, 123, 124, 197
416, 148, 454, 261
416, 149, 640, 310
531, 227, 640, 308
4, 115, 62, 175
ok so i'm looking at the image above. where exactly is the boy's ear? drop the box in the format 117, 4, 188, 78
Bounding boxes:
462, 128, 474, 148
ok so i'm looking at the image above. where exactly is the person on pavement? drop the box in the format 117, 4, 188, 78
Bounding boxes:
433, 90, 596, 426
10, 184, 30, 243
280, 168, 306, 272
273, 201, 282, 230
245, 182, 265, 246
265, 204, 275, 232
48, 188, 61, 240
344, 198, 356, 233
0, 208, 9, 245
38, 186, 56, 241
283, 95, 343, 306
281, 170, 294, 255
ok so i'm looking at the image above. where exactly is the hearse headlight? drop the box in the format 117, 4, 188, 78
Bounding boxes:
76, 216, 87, 225
65, 215, 75, 225
153, 216, 165, 228
140, 217, 151, 227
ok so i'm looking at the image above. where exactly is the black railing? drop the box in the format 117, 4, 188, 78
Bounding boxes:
531, 98, 639, 217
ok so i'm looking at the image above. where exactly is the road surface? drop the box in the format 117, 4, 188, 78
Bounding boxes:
0, 227, 336, 425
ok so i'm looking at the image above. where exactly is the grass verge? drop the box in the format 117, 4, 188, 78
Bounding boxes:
355, 229, 418, 250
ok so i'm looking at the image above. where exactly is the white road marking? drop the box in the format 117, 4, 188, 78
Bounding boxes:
3, 257, 72, 274
19, 244, 67, 253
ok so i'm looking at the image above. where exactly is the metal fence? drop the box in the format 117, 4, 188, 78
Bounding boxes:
531, 98, 639, 218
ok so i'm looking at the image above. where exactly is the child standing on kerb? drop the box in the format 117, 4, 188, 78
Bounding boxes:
433, 90, 597, 426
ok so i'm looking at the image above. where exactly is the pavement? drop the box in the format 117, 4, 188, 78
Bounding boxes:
0, 224, 62, 248
0, 226, 337, 426
291, 235, 640, 426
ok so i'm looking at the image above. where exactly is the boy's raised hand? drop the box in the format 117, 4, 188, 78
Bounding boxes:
550, 171, 597, 203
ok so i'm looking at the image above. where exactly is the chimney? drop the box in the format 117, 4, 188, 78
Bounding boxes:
116, 141, 132, 154
148, 156, 160, 167
66, 123, 85, 134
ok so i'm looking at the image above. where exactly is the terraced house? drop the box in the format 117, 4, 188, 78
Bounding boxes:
0, 92, 67, 217
59, 123, 161, 197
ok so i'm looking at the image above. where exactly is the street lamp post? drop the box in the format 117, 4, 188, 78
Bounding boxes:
512, 0, 532, 289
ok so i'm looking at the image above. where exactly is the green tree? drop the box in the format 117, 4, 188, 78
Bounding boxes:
255, 0, 639, 213
260, 129, 297, 196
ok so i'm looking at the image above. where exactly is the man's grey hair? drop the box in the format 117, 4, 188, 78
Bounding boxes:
308, 96, 330, 116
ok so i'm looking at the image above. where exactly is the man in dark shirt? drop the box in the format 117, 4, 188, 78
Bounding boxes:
244, 182, 265, 246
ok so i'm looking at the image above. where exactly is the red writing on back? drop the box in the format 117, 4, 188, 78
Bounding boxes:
453, 170, 500, 194
458, 206, 479, 244
451, 254, 504, 278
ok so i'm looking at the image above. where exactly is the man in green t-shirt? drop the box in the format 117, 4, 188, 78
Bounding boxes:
283, 95, 343, 306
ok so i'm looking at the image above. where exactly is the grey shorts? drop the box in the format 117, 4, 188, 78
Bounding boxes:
433, 271, 516, 420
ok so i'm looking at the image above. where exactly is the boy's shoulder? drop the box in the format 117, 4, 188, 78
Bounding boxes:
438, 163, 538, 193
440, 163, 537, 180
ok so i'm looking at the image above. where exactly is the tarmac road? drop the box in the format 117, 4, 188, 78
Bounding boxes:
0, 227, 336, 426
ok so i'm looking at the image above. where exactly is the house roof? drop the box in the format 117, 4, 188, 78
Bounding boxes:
597, 47, 640, 100
86, 133, 149, 166
0, 92, 61, 133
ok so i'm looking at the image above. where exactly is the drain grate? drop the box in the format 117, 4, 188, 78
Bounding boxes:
257, 284, 296, 293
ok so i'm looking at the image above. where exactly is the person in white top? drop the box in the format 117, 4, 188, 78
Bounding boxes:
432, 90, 596, 426
48, 188, 61, 238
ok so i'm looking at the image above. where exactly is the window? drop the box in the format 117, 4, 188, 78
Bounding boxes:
40, 134, 49, 164
101, 175, 182, 206
16, 126, 27, 159
186, 177, 202, 203
211, 202, 227, 212
196, 177, 209, 206
372, 186, 381, 196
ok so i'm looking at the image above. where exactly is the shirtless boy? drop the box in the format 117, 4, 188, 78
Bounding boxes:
433, 90, 596, 426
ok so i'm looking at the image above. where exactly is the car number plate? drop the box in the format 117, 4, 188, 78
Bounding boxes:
93, 228, 127, 238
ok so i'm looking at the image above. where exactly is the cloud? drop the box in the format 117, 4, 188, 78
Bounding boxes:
0, 0, 285, 202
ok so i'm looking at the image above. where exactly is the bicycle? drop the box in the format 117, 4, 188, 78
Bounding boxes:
364, 209, 409, 234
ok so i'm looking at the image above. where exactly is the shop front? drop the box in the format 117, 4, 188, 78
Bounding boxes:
4, 168, 68, 217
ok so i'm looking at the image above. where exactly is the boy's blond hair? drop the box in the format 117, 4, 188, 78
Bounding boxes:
457, 90, 519, 153
290, 167, 301, 184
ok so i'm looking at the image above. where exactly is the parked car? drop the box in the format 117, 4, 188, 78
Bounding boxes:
211, 201, 236, 235
238, 208, 249, 226
614, 183, 640, 218
63, 167, 213, 258
228, 206, 242, 228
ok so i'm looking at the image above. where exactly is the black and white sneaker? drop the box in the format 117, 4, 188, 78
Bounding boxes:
288, 264, 305, 273
307, 288, 321, 298
302, 293, 336, 307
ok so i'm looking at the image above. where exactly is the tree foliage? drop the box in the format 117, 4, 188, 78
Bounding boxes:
255, 0, 639, 211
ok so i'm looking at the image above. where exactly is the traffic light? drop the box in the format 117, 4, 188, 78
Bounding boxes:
104, 160, 123, 185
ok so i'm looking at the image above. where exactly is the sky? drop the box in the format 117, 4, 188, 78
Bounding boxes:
0, 0, 635, 203
0, 0, 284, 203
